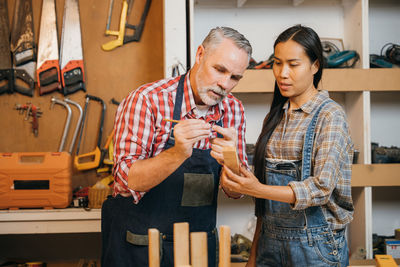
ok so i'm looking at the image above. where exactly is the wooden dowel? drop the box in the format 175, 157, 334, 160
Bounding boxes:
190, 232, 208, 267
174, 222, 190, 267
219, 225, 231, 267
148, 228, 160, 267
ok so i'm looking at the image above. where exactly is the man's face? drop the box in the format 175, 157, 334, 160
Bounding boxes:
193, 38, 249, 106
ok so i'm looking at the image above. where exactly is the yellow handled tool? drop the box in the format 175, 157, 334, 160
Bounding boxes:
74, 94, 106, 171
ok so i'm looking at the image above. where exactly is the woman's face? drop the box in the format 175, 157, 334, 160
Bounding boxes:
273, 40, 319, 101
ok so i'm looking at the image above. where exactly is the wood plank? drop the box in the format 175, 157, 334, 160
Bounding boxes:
233, 69, 400, 93
219, 225, 231, 267
149, 228, 160, 267
190, 232, 207, 267
352, 164, 400, 187
174, 222, 190, 267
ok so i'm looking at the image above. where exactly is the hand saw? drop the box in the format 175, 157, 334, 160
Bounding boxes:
11, 0, 36, 97
60, 0, 86, 96
102, 0, 152, 51
37, 0, 61, 95
0, 0, 14, 95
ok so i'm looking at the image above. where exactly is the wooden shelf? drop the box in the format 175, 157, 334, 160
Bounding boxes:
352, 163, 400, 187
0, 208, 101, 234
233, 69, 400, 93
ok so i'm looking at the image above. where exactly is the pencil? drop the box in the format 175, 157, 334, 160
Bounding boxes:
163, 118, 181, 123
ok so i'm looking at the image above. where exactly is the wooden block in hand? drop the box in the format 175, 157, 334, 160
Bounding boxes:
222, 146, 240, 175
174, 222, 190, 267
148, 228, 160, 267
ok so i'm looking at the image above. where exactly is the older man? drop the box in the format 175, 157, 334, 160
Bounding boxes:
102, 26, 252, 267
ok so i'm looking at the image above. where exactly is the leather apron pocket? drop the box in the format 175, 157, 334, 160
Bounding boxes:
181, 173, 214, 207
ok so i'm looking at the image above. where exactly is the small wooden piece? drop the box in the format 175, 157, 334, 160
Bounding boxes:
219, 225, 231, 267
190, 232, 207, 267
174, 222, 190, 267
148, 228, 160, 267
222, 146, 240, 175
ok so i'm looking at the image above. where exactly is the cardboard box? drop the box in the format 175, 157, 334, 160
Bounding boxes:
375, 254, 397, 267
385, 239, 400, 259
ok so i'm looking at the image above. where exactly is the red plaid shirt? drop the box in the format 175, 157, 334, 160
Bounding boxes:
113, 73, 248, 203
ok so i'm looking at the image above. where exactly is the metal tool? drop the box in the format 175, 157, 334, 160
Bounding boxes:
14, 103, 42, 136
51, 97, 72, 152
102, 0, 152, 51
64, 98, 83, 154
37, 0, 61, 95
0, 0, 13, 95
10, 0, 36, 96
60, 0, 86, 96
74, 94, 106, 171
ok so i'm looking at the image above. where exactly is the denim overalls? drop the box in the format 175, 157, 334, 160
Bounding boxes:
256, 100, 349, 267
101, 74, 222, 267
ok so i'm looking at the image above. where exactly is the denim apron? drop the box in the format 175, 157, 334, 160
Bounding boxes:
101, 75, 222, 267
256, 99, 349, 267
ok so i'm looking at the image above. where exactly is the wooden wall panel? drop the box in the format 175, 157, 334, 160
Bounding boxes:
0, 0, 164, 188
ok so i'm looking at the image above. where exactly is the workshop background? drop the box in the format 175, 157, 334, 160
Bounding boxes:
1, 0, 400, 266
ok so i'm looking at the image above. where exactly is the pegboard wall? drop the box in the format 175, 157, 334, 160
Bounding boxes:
0, 0, 164, 188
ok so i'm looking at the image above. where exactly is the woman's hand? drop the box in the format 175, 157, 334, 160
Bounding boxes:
210, 125, 237, 165
221, 164, 261, 197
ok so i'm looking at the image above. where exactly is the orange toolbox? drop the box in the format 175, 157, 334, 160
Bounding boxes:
0, 152, 72, 209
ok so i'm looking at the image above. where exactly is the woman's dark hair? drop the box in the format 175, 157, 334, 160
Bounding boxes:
254, 25, 324, 217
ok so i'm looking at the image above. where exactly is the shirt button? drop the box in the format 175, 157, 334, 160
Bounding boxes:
162, 235, 166, 240
332, 250, 338, 256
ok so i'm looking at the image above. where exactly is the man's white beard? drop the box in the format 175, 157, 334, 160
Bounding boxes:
198, 86, 227, 106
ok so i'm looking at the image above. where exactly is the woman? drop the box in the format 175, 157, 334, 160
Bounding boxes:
220, 25, 354, 266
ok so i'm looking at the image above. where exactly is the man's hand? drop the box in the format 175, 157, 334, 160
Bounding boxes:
210, 125, 237, 165
172, 119, 211, 158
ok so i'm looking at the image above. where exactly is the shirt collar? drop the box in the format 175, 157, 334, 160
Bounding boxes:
282, 90, 330, 114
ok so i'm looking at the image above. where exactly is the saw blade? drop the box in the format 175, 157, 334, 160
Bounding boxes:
60, 0, 85, 95
11, 0, 36, 96
36, 0, 61, 95
0, 0, 13, 94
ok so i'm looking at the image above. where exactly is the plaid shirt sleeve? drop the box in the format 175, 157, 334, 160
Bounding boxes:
113, 87, 155, 203
289, 109, 353, 210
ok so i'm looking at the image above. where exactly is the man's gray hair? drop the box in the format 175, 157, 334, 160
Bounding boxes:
202, 26, 252, 60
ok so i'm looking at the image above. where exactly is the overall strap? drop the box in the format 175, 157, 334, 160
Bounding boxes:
301, 99, 333, 180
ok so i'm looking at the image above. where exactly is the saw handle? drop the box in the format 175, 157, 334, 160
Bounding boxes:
74, 94, 106, 171
0, 69, 14, 95
14, 69, 34, 97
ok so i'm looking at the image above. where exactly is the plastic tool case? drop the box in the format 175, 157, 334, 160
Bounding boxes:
0, 152, 72, 209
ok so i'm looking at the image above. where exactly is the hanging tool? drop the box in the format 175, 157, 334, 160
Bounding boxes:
101, 0, 152, 51
10, 0, 36, 96
51, 97, 72, 152
74, 94, 106, 171
97, 130, 115, 173
97, 98, 120, 173
60, 0, 86, 96
37, 0, 61, 95
14, 103, 42, 136
0, 0, 13, 95
64, 98, 83, 154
